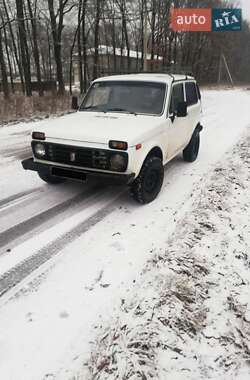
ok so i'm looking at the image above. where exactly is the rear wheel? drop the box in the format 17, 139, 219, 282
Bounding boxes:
183, 133, 200, 162
130, 156, 164, 204
38, 171, 65, 184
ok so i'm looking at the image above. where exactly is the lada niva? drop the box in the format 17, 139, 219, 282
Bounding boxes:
22, 73, 203, 204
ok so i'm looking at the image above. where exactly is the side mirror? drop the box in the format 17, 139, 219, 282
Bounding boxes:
176, 101, 187, 117
71, 96, 78, 110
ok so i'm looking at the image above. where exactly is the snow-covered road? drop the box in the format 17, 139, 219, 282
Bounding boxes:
0, 89, 249, 380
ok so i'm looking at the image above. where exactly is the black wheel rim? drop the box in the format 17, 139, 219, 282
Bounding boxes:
145, 169, 159, 193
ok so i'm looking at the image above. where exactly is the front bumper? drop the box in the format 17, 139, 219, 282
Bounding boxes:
21, 158, 135, 185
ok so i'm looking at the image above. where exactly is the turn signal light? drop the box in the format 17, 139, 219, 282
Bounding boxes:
32, 131, 45, 140
109, 140, 128, 150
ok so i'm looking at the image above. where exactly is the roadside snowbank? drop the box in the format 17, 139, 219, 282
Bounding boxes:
85, 130, 250, 380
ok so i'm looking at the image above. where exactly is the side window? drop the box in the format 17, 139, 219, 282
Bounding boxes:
169, 83, 184, 114
185, 82, 198, 106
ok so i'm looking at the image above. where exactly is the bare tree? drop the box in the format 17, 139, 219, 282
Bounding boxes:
0, 0, 249, 100
48, 0, 76, 94
93, 0, 101, 79
2, 0, 25, 92
0, 27, 9, 98
15, 0, 32, 96
27, 0, 43, 95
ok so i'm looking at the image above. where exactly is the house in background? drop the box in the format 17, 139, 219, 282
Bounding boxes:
72, 45, 163, 85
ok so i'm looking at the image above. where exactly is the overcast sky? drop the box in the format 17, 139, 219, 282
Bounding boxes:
240, 0, 250, 21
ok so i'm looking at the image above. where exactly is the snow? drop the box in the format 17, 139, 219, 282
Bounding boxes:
0, 88, 250, 379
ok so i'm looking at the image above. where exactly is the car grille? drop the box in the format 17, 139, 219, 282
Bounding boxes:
46, 142, 110, 170
32, 141, 128, 172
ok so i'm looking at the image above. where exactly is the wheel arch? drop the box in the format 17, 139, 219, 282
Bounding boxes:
145, 146, 163, 161
187, 122, 203, 146
130, 149, 164, 204
133, 145, 164, 178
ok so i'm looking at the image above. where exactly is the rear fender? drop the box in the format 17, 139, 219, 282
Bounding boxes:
188, 123, 203, 144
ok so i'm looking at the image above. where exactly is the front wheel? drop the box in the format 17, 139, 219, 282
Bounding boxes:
130, 157, 164, 204
183, 133, 200, 162
38, 171, 65, 184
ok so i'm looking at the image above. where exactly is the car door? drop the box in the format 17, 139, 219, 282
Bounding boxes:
166, 82, 188, 159
184, 81, 201, 141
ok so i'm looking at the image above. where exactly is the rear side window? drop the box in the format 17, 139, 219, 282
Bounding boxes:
169, 83, 184, 114
185, 82, 198, 106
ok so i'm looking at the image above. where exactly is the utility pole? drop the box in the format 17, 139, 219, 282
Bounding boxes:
217, 52, 234, 87
217, 54, 222, 84
143, 0, 148, 72
222, 54, 234, 87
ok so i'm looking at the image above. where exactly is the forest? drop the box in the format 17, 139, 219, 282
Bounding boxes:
0, 0, 250, 99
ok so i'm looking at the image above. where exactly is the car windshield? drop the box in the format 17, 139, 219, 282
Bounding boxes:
79, 81, 166, 116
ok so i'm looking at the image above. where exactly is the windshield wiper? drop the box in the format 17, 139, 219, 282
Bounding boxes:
105, 107, 137, 115
80, 105, 106, 112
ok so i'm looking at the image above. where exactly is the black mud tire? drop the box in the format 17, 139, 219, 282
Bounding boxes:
183, 132, 200, 162
130, 157, 164, 204
38, 171, 65, 184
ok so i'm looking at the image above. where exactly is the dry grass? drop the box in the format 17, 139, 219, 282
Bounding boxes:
0, 93, 74, 125
86, 260, 209, 380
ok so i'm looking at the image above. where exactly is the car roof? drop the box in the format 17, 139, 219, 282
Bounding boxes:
94, 73, 195, 85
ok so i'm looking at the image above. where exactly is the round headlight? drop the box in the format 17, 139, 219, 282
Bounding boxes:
34, 143, 46, 158
110, 154, 126, 172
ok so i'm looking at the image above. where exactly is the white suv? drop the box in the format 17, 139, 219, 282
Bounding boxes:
22, 73, 203, 204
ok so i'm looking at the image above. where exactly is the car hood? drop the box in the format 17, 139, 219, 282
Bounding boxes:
34, 111, 163, 147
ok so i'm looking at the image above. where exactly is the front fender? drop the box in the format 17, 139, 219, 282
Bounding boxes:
128, 140, 164, 178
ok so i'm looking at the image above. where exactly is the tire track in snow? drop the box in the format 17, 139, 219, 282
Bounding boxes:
0, 187, 42, 209
1, 147, 31, 160
0, 184, 101, 250
0, 193, 120, 296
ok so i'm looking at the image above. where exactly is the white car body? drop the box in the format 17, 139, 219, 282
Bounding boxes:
30, 74, 201, 177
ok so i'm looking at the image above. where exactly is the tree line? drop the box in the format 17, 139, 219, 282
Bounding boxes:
0, 0, 250, 99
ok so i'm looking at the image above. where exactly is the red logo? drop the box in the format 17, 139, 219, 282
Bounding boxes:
171, 8, 212, 32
